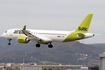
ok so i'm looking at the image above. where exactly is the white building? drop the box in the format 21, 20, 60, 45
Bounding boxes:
20, 64, 87, 70
99, 52, 105, 70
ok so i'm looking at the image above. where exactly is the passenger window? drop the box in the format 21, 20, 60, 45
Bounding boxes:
27, 30, 31, 32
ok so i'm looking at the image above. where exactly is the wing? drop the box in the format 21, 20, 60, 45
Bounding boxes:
22, 25, 52, 43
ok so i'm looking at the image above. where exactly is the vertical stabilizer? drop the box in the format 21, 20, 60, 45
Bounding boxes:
75, 14, 93, 33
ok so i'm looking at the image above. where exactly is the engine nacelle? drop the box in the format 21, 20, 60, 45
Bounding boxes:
84, 33, 95, 38
17, 36, 30, 43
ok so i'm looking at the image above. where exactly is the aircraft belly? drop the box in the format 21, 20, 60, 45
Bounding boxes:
6, 35, 18, 40
47, 36, 66, 42
53, 38, 64, 42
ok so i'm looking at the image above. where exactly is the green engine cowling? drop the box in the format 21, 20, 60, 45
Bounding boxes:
17, 36, 30, 43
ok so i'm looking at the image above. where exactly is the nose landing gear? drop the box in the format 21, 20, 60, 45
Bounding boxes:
8, 39, 11, 45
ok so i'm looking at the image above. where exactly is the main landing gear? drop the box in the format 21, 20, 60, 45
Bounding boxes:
35, 42, 53, 48
36, 43, 40, 47
8, 39, 12, 45
48, 43, 53, 48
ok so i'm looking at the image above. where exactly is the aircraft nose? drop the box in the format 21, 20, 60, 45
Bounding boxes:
2, 33, 5, 38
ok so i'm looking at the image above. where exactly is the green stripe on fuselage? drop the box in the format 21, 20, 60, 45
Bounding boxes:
63, 32, 84, 42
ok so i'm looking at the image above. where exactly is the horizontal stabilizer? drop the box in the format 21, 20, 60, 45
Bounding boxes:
77, 33, 95, 38
77, 33, 85, 37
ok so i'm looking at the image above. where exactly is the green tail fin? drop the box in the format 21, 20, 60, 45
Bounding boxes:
75, 14, 93, 33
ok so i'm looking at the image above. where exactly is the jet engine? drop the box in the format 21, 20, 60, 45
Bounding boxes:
17, 36, 30, 43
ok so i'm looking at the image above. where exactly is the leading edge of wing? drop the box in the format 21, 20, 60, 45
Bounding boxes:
22, 25, 53, 43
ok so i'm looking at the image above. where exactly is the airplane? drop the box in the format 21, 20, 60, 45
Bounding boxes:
2, 14, 94, 48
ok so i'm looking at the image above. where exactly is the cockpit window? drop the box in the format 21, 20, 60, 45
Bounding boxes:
5, 31, 7, 33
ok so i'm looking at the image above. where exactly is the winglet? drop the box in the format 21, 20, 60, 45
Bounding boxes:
23, 25, 26, 30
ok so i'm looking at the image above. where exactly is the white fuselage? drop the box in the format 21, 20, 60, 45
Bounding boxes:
2, 29, 73, 42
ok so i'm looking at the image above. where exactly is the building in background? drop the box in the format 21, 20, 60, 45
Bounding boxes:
99, 52, 105, 70
20, 64, 87, 70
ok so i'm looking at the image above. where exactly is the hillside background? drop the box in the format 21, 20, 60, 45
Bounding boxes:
0, 37, 105, 66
